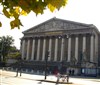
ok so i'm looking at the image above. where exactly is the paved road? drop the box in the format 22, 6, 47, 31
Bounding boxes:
0, 69, 100, 85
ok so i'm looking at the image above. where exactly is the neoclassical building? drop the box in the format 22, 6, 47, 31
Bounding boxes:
21, 18, 100, 76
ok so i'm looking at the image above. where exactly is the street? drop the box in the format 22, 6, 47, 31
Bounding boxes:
0, 69, 100, 85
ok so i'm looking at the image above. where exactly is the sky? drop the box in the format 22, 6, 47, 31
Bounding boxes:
0, 0, 100, 49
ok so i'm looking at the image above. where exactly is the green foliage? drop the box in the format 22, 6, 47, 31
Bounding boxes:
8, 46, 21, 59
0, 0, 68, 29
8, 51, 21, 59
0, 21, 2, 27
0, 35, 14, 61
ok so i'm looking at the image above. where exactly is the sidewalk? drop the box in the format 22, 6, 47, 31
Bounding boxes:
0, 69, 72, 84
0, 69, 100, 85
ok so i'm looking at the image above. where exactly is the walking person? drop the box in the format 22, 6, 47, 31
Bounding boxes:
72, 69, 75, 76
69, 69, 71, 76
15, 57, 24, 77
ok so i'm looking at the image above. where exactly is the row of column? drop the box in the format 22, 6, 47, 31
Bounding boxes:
21, 34, 97, 62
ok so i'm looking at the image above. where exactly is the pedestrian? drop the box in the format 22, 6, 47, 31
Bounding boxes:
69, 69, 71, 76
16, 57, 24, 77
54, 68, 58, 76
56, 72, 61, 84
72, 69, 75, 76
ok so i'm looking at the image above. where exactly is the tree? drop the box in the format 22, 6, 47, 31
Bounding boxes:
0, 0, 68, 29
8, 46, 21, 59
0, 35, 14, 61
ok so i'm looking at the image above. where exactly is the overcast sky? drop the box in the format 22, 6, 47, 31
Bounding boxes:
0, 0, 100, 49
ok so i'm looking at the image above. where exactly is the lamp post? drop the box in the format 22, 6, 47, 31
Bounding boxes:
44, 50, 50, 80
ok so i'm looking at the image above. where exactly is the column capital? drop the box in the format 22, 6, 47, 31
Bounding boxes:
91, 33, 95, 37
83, 33, 87, 36
75, 34, 79, 37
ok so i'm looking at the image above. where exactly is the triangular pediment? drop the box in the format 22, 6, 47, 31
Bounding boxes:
23, 17, 92, 34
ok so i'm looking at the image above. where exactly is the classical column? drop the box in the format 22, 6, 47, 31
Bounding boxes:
82, 35, 86, 52
60, 38, 64, 61
82, 35, 87, 62
31, 39, 35, 60
75, 36, 78, 61
54, 38, 58, 61
36, 38, 40, 60
94, 34, 98, 62
67, 37, 71, 62
22, 39, 25, 59
42, 38, 46, 61
26, 39, 30, 60
48, 38, 52, 61
90, 34, 94, 62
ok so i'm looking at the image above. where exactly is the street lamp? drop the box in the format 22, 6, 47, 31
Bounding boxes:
44, 50, 50, 80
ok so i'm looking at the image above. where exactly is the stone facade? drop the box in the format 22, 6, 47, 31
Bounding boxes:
21, 18, 100, 76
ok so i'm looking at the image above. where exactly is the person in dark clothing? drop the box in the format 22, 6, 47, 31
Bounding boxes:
16, 57, 24, 77
72, 70, 75, 76
69, 69, 71, 76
